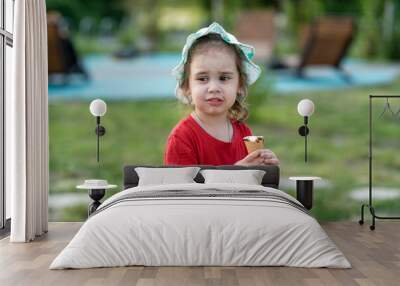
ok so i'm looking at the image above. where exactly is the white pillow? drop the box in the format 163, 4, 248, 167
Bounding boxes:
200, 169, 266, 185
135, 167, 201, 186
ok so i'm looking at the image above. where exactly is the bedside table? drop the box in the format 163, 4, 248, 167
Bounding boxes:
289, 176, 321, 210
77, 180, 117, 216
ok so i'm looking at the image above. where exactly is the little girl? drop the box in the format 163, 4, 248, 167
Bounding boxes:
164, 22, 279, 166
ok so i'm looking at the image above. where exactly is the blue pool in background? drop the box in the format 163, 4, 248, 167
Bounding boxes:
48, 54, 179, 101
270, 62, 400, 94
48, 53, 400, 100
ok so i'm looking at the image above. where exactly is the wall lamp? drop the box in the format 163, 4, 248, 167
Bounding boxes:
89, 99, 107, 162
297, 99, 315, 162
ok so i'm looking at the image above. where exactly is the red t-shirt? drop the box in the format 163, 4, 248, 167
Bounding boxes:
164, 115, 252, 165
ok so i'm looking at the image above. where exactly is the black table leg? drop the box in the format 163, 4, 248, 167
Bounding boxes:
296, 180, 313, 210
88, 189, 105, 216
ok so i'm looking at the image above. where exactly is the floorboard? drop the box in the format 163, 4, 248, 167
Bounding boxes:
0, 221, 399, 286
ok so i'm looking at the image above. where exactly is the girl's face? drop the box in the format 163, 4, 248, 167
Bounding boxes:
187, 47, 240, 118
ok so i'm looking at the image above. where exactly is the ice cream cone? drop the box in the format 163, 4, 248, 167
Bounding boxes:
243, 136, 264, 153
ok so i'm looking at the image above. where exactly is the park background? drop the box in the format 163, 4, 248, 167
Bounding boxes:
46, 0, 400, 222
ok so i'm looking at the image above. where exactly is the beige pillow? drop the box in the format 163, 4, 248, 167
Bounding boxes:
135, 167, 200, 186
200, 169, 266, 185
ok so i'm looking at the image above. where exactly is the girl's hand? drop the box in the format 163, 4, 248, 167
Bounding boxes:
235, 149, 280, 166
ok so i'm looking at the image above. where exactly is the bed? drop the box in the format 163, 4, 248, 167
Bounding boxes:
50, 165, 350, 269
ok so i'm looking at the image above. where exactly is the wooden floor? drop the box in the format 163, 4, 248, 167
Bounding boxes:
0, 222, 399, 286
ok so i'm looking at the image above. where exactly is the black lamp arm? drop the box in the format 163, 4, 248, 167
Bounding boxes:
95, 116, 106, 162
95, 116, 106, 136
298, 116, 309, 137
298, 116, 310, 162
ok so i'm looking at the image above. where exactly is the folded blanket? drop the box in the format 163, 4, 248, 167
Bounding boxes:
93, 188, 309, 217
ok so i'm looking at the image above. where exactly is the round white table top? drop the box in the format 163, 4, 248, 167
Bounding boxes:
76, 184, 117, 190
289, 176, 321, 181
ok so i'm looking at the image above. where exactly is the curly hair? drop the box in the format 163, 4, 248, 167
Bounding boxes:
178, 34, 249, 122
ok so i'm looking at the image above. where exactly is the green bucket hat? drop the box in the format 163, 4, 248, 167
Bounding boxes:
172, 22, 262, 101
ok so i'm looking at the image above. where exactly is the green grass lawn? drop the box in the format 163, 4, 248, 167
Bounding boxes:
49, 79, 400, 222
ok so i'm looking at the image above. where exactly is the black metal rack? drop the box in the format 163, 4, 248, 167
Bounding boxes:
359, 95, 400, 230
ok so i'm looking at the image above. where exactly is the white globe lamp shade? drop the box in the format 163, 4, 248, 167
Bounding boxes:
90, 99, 107, 117
297, 99, 314, 117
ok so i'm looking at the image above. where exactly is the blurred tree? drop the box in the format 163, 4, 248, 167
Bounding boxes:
357, 0, 383, 58
46, 0, 127, 30
46, 0, 400, 59
381, 0, 400, 59
122, 0, 242, 49
319, 0, 359, 15
241, 0, 279, 9
122, 0, 162, 51
282, 0, 324, 52
198, 0, 274, 29
284, 0, 324, 31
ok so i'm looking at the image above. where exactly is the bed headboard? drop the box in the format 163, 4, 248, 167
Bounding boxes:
123, 165, 280, 189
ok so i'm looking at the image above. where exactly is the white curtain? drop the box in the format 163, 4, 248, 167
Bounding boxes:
7, 0, 49, 242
